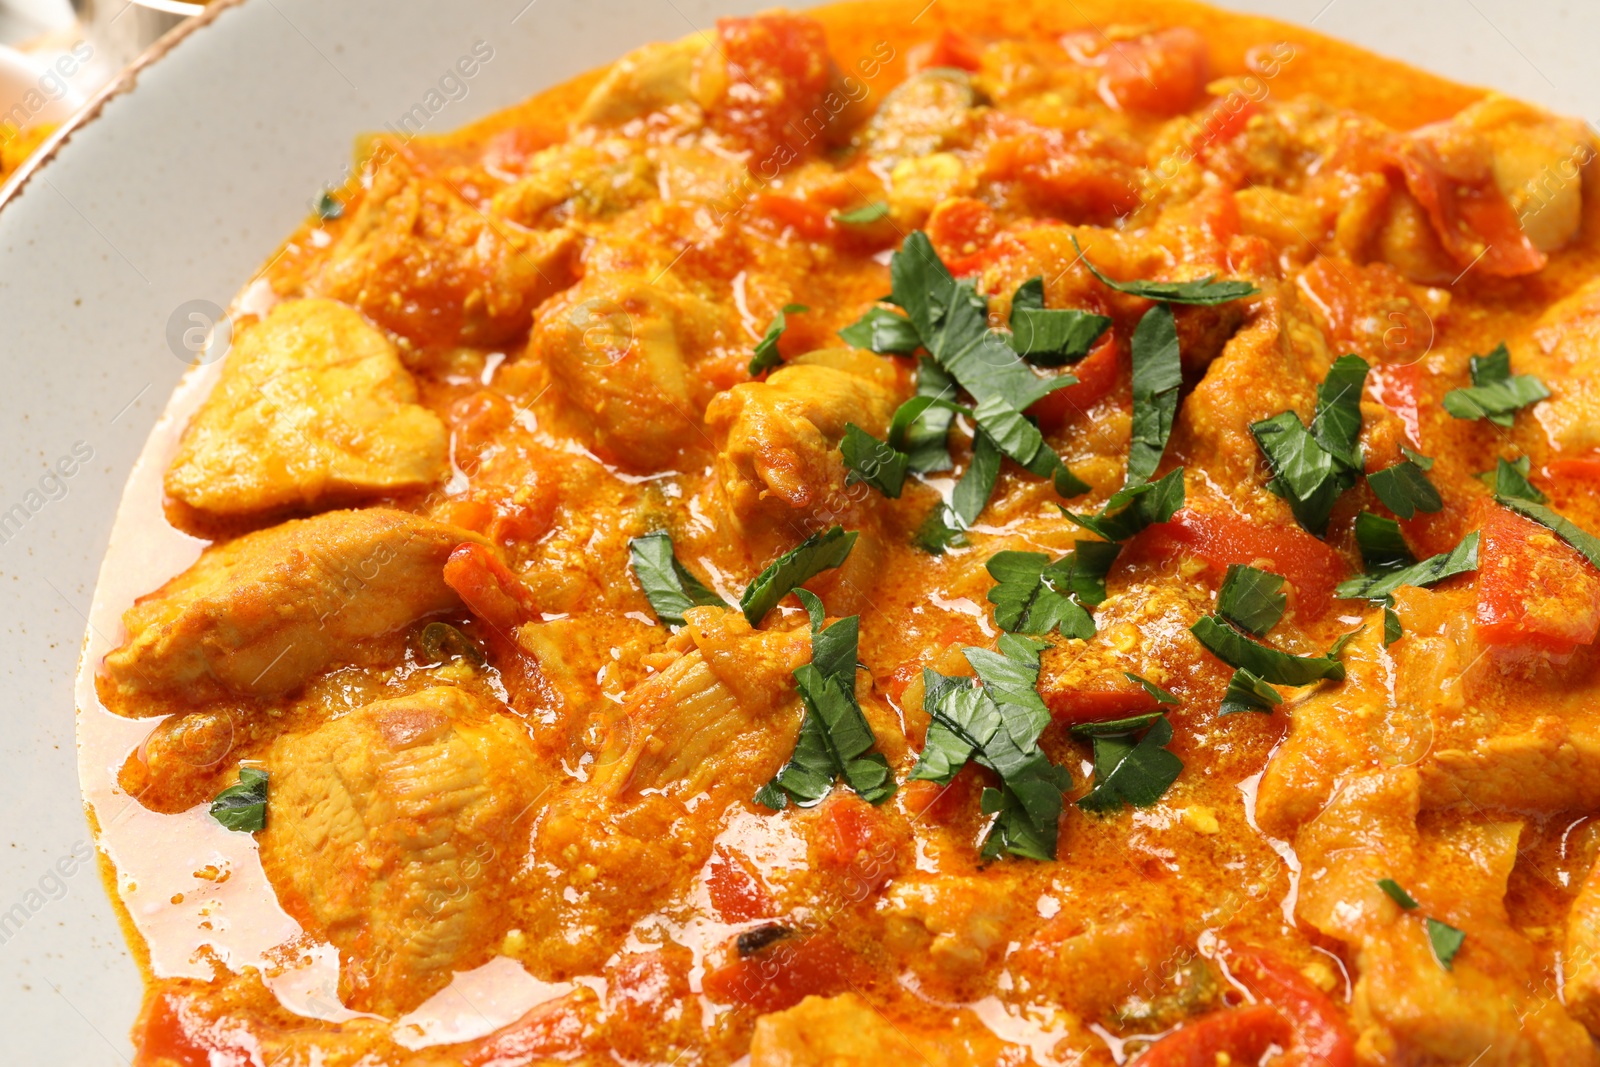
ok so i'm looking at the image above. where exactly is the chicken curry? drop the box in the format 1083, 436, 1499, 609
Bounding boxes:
82, 0, 1600, 1063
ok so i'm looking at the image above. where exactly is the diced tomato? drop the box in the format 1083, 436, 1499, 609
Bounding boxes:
1296, 257, 1435, 367
440, 497, 496, 534
927, 197, 998, 275
1135, 949, 1355, 1067
1475, 501, 1600, 655
713, 13, 840, 166
1026, 330, 1123, 427
701, 930, 862, 1012
488, 483, 558, 547
450, 390, 514, 471
1131, 507, 1349, 619
899, 764, 985, 824
910, 29, 983, 73
810, 793, 901, 900
751, 194, 836, 242
705, 847, 776, 923
983, 127, 1142, 222
1367, 360, 1424, 448
460, 994, 588, 1065
604, 950, 692, 1051
442, 542, 539, 633
1133, 1004, 1291, 1066
1388, 136, 1546, 278
134, 993, 259, 1067
1084, 28, 1210, 116
1548, 456, 1600, 482
1043, 680, 1163, 725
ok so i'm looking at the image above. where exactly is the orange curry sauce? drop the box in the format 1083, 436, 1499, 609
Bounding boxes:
78, 1, 1600, 1064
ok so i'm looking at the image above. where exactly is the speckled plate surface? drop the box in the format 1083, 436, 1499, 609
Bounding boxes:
0, 0, 1594, 1062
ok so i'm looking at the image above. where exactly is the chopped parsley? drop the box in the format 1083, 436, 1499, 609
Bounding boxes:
1216, 564, 1286, 638
834, 201, 890, 224
1218, 668, 1283, 714
1008, 276, 1111, 367
417, 621, 485, 668
984, 541, 1120, 639
839, 306, 921, 355
1367, 459, 1443, 519
1377, 878, 1419, 909
1427, 918, 1466, 971
1072, 712, 1184, 813
840, 423, 909, 498
1335, 531, 1480, 601
315, 190, 344, 220
740, 526, 858, 626
1497, 497, 1600, 571
210, 767, 268, 833
629, 531, 728, 626
755, 591, 894, 809
1126, 304, 1182, 487
912, 636, 1072, 861
1442, 344, 1549, 427
1486, 456, 1545, 503
1383, 603, 1403, 646
748, 303, 808, 376
1063, 467, 1186, 542
1189, 615, 1352, 687
1124, 672, 1180, 705
1251, 355, 1370, 536
1071, 235, 1259, 305
1354, 512, 1416, 573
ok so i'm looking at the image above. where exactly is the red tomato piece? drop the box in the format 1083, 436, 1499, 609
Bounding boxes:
705, 847, 776, 923
927, 197, 998, 275
983, 127, 1142, 222
1133, 1004, 1290, 1067
1026, 330, 1122, 427
1475, 502, 1600, 655
461, 994, 588, 1065
712, 13, 839, 166
899, 764, 985, 825
1367, 360, 1425, 448
442, 542, 539, 633
1043, 680, 1162, 725
1229, 948, 1356, 1067
811, 793, 901, 900
1133, 507, 1349, 619
911, 29, 982, 72
1547, 456, 1600, 482
701, 930, 860, 1013
1388, 137, 1546, 278
1296, 257, 1435, 367
1093, 28, 1210, 115
134, 994, 258, 1067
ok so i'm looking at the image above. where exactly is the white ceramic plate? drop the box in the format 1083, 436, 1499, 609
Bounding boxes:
2, 0, 1595, 1062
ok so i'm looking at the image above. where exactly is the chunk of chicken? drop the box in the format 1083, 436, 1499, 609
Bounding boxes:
882, 874, 1017, 977
1563, 856, 1600, 1032
1453, 93, 1593, 253
531, 271, 719, 471
165, 299, 448, 517
749, 993, 1018, 1066
1530, 277, 1600, 456
317, 153, 578, 348
101, 508, 487, 712
707, 349, 900, 553
574, 36, 712, 127
260, 686, 547, 1016
861, 68, 977, 167
489, 140, 657, 228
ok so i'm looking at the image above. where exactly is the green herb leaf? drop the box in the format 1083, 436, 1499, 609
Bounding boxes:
1124, 672, 1179, 705
629, 531, 729, 626
1072, 235, 1258, 305
1126, 304, 1181, 487
210, 767, 268, 833
1354, 512, 1417, 573
1335, 531, 1480, 600
315, 190, 344, 220
1442, 343, 1550, 427
759, 607, 894, 809
1218, 668, 1282, 714
984, 545, 1119, 640
1251, 411, 1347, 536
835, 201, 890, 224
949, 429, 1004, 528
1189, 615, 1349, 686
912, 637, 1071, 860
1074, 713, 1184, 813
1384, 603, 1403, 646
748, 303, 809, 376
1063, 467, 1186, 542
1497, 497, 1600, 571
1368, 460, 1443, 519
1216, 564, 1286, 637
417, 621, 485, 668
841, 423, 909, 498
1008, 277, 1111, 367
886, 361, 962, 473
1427, 918, 1465, 970
741, 526, 858, 626
1487, 456, 1545, 503
1378, 878, 1419, 909
1313, 355, 1370, 472
839, 306, 922, 355
1402, 446, 1434, 471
